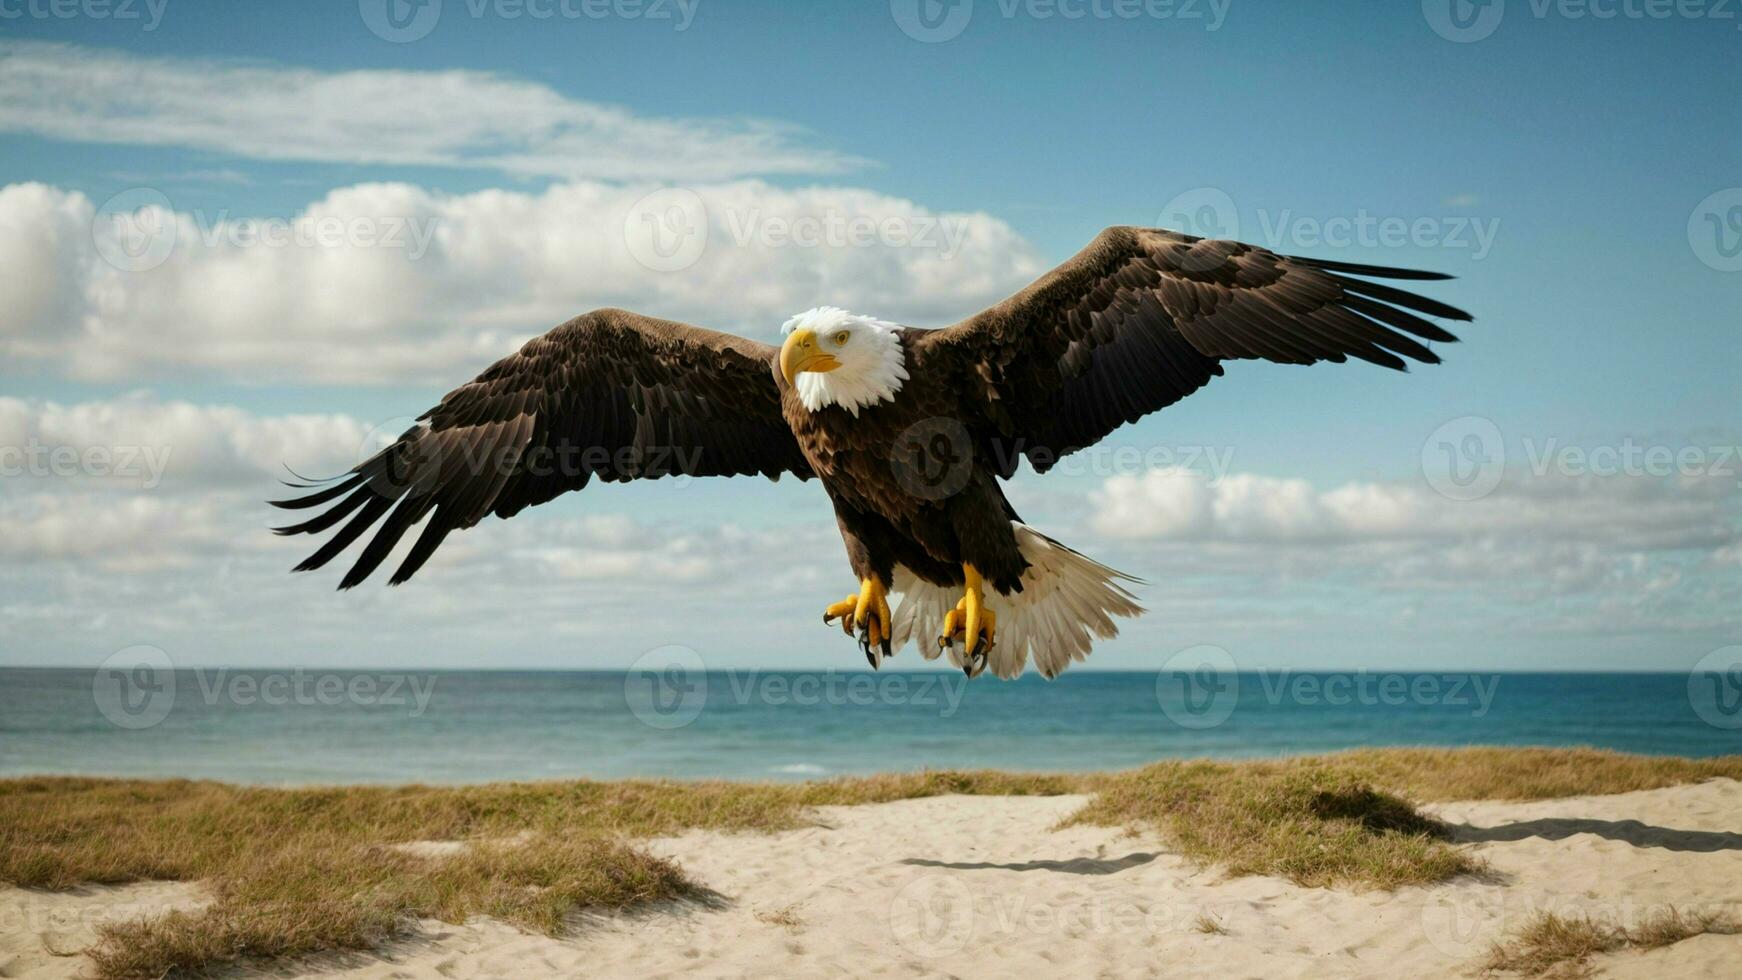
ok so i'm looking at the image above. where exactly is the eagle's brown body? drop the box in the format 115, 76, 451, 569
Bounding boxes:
274, 226, 1472, 679
779, 331, 1029, 596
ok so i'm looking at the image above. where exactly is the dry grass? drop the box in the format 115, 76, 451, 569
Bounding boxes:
1482, 907, 1742, 977
1067, 758, 1481, 889
0, 778, 715, 978
0, 770, 1074, 979
1624, 905, 1742, 949
1331, 747, 1742, 802
800, 768, 1093, 807
0, 769, 1081, 890
83, 839, 693, 980
4, 748, 1737, 978
755, 904, 804, 931
1192, 912, 1229, 935
1483, 912, 1627, 977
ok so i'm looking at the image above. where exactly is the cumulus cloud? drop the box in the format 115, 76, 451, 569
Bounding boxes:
1091, 468, 1738, 554
0, 41, 862, 182
474, 514, 830, 589
1086, 466, 1742, 636
0, 484, 835, 664
0, 179, 1043, 384
0, 480, 812, 584
0, 393, 847, 660
0, 394, 368, 492
2, 396, 1737, 664
0, 182, 89, 348
0, 491, 238, 571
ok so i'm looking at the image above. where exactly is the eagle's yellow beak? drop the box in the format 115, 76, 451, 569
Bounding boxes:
779, 329, 841, 383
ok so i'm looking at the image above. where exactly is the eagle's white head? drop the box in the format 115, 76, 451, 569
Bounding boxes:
778, 307, 909, 417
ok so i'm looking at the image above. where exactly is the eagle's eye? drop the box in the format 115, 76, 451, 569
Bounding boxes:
832, 330, 851, 347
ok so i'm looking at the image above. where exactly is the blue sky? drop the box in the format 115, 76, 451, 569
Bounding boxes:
0, 0, 1737, 671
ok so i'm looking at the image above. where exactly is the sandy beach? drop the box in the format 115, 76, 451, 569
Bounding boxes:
6, 777, 1739, 979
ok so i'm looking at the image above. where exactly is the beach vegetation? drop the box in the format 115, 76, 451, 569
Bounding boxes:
5, 748, 1739, 978
1481, 906, 1741, 977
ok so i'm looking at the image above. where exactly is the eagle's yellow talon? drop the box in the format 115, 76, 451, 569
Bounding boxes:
824, 594, 857, 626
941, 606, 963, 641
941, 565, 997, 662
963, 566, 986, 656
825, 578, 891, 650
854, 577, 884, 627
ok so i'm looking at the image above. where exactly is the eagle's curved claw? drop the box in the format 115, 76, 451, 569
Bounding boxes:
939, 564, 996, 677
859, 628, 892, 670
963, 649, 988, 679
824, 594, 858, 635
825, 578, 892, 667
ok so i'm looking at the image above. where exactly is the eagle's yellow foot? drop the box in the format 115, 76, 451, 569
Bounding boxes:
938, 564, 997, 678
823, 577, 892, 669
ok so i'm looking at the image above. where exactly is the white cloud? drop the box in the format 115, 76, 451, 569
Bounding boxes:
0, 487, 836, 667
497, 516, 819, 586
0, 394, 845, 660
0, 182, 89, 347
2, 396, 1737, 665
0, 394, 368, 492
0, 491, 236, 571
1092, 467, 1738, 554
0, 179, 1044, 384
1087, 466, 1742, 636
0, 42, 862, 182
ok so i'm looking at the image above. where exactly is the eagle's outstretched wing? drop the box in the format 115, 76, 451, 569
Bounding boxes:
272, 308, 810, 588
911, 226, 1474, 474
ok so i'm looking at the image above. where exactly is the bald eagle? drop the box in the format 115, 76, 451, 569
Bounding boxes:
274, 226, 1470, 679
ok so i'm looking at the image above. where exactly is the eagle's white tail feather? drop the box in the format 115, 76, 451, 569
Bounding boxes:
889, 523, 1143, 679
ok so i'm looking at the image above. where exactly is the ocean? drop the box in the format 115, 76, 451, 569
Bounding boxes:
1, 668, 1737, 784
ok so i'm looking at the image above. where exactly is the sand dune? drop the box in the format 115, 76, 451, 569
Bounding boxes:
4, 780, 1739, 978
0, 881, 208, 980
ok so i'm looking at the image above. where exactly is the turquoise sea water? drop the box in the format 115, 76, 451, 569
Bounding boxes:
1, 669, 1738, 784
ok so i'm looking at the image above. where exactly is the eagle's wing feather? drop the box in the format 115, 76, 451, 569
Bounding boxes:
272, 308, 810, 588
912, 226, 1473, 473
